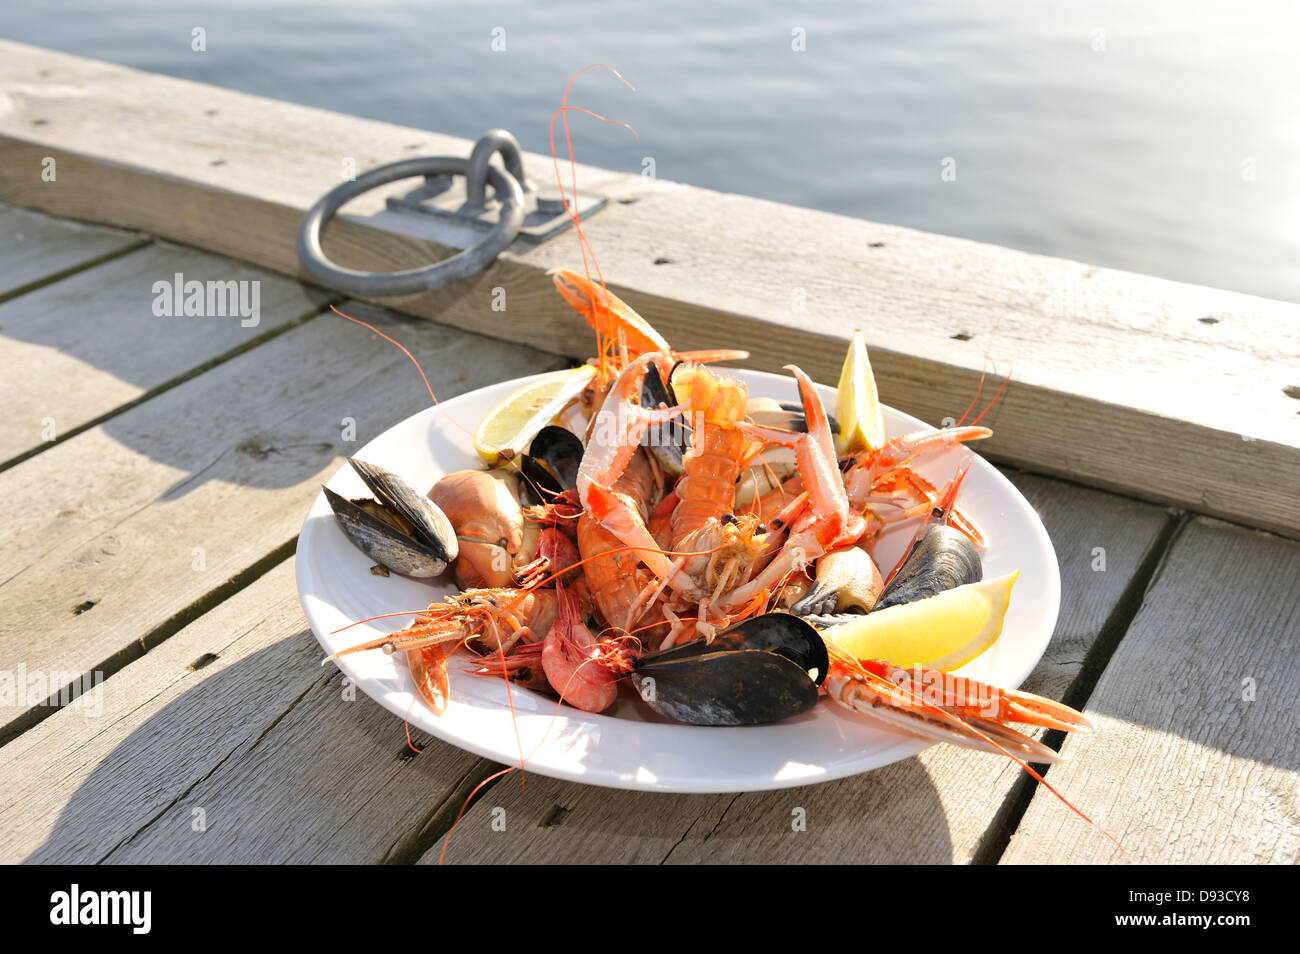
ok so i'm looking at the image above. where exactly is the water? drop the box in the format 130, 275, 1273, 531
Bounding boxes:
5, 1, 1298, 302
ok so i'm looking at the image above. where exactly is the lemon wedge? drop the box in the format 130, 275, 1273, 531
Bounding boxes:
822, 570, 1019, 671
474, 366, 596, 467
835, 329, 887, 455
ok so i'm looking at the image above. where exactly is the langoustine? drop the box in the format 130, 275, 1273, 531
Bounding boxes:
325, 274, 1086, 760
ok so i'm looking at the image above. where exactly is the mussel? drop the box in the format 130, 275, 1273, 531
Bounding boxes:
874, 525, 981, 611
734, 445, 799, 509
631, 613, 828, 726
639, 362, 690, 478
746, 398, 841, 437
515, 425, 584, 505
325, 458, 458, 578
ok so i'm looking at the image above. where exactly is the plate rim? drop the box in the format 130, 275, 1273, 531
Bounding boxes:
295, 366, 1061, 793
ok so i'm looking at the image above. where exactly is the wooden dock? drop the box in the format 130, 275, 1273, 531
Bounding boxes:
0, 42, 1296, 864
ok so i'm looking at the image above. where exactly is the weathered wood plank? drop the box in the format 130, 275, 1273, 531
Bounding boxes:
1002, 518, 1300, 864
420, 474, 1173, 864
0, 240, 329, 465
0, 202, 142, 300
1, 42, 1297, 536
0, 559, 493, 863
0, 300, 566, 742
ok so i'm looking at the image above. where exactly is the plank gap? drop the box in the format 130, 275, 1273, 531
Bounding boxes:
382, 758, 506, 865
1000, 517, 1300, 863
94, 675, 329, 864
0, 296, 339, 477
997, 460, 1285, 542
0, 537, 297, 748
0, 236, 150, 307
968, 510, 1188, 865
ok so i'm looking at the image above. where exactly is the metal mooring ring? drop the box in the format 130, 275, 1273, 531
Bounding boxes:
465, 129, 529, 208
297, 144, 525, 297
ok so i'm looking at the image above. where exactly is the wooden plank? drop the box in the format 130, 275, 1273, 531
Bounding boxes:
0, 240, 329, 465
0, 202, 141, 300
1002, 517, 1300, 864
1, 42, 1298, 537
0, 300, 566, 742
0, 559, 492, 863
420, 474, 1173, 864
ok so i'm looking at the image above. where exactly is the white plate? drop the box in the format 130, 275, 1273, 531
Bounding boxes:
296, 368, 1060, 793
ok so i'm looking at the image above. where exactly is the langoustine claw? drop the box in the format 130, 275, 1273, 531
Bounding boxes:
408, 644, 451, 714
429, 469, 525, 589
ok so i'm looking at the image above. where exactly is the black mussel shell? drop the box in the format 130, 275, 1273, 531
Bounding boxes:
638, 613, 829, 685
641, 359, 675, 407
630, 652, 819, 726
717, 613, 830, 684
630, 613, 828, 726
516, 456, 564, 507
326, 459, 458, 578
527, 426, 584, 491
745, 401, 841, 437
642, 363, 689, 477
874, 525, 981, 611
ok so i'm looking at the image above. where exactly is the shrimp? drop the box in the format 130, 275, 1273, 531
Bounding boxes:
408, 644, 452, 714
541, 580, 631, 713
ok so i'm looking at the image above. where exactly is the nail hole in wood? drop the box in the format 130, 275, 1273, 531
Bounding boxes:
540, 804, 570, 828
189, 652, 220, 671
1284, 385, 1300, 400
1198, 316, 1220, 325
71, 600, 96, 616
869, 241, 885, 248
618, 196, 641, 205
951, 332, 974, 341
653, 257, 672, 265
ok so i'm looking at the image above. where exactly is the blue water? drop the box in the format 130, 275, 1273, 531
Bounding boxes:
4, 0, 1298, 301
